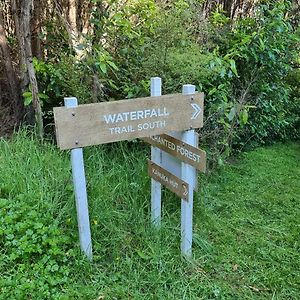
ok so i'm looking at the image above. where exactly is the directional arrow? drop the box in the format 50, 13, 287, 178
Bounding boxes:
191, 103, 202, 120
183, 184, 188, 197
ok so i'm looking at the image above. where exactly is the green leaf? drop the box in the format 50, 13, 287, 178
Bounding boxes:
240, 110, 249, 125
38, 93, 49, 100
217, 156, 224, 166
99, 62, 107, 74
137, 250, 150, 260
24, 96, 33, 106
258, 37, 265, 50
229, 59, 238, 77
227, 107, 236, 121
22, 92, 32, 98
208, 87, 217, 96
0, 198, 8, 208
107, 60, 119, 70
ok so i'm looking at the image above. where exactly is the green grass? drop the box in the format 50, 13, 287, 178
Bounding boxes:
0, 132, 299, 299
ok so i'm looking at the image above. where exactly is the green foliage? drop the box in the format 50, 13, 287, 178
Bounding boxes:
22, 83, 49, 107
147, 0, 300, 163
210, 5, 230, 27
31, 0, 299, 161
34, 0, 160, 118
284, 66, 300, 138
0, 133, 299, 298
0, 196, 74, 299
33, 57, 92, 104
223, 0, 299, 145
0, 133, 81, 299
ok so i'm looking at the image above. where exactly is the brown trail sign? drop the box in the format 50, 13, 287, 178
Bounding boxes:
142, 134, 206, 172
54, 93, 204, 150
148, 160, 189, 201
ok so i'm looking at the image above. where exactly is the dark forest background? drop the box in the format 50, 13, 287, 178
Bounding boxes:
0, 0, 299, 164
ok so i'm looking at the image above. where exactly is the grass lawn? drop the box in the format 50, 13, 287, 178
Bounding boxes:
0, 133, 299, 299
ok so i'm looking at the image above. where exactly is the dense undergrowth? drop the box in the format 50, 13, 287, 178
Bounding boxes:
0, 132, 299, 299
30, 0, 300, 164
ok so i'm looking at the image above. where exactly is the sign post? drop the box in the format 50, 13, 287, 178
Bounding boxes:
150, 77, 162, 227
64, 97, 92, 261
54, 79, 205, 260
181, 84, 196, 258
142, 134, 206, 172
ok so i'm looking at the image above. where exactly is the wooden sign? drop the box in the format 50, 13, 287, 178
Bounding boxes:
148, 160, 189, 201
142, 134, 206, 172
54, 93, 204, 150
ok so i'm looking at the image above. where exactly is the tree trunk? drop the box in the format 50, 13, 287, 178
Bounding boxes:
21, 0, 43, 139
68, 0, 82, 57
11, 0, 28, 89
0, 7, 22, 119
31, 0, 42, 59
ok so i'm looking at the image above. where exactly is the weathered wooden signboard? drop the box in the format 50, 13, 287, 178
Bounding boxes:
148, 160, 189, 200
54, 78, 206, 261
53, 93, 204, 150
158, 132, 200, 192
143, 134, 206, 172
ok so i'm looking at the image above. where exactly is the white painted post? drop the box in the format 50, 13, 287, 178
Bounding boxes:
181, 85, 196, 258
64, 97, 92, 261
150, 77, 162, 227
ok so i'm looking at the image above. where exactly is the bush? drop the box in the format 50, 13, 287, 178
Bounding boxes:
220, 0, 299, 146
0, 134, 80, 299
32, 0, 299, 166
146, 0, 300, 165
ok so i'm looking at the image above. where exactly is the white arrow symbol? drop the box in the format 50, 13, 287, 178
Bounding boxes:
183, 184, 188, 196
191, 103, 201, 120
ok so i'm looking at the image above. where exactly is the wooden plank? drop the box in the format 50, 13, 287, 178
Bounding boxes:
54, 93, 204, 149
148, 160, 189, 201
160, 132, 199, 192
142, 134, 206, 172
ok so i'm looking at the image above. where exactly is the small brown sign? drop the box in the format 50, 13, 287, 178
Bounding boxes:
54, 93, 204, 150
142, 134, 206, 172
148, 160, 189, 201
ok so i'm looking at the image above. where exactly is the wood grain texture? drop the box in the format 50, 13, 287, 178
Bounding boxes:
54, 93, 204, 149
142, 134, 206, 172
148, 160, 189, 201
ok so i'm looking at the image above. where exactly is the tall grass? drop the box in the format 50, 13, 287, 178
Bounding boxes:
0, 131, 299, 299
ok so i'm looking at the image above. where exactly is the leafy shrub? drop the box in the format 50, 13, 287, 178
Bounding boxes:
220, 0, 299, 146
145, 0, 300, 165
31, 0, 299, 166
0, 194, 76, 299
0, 134, 81, 299
285, 67, 300, 139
